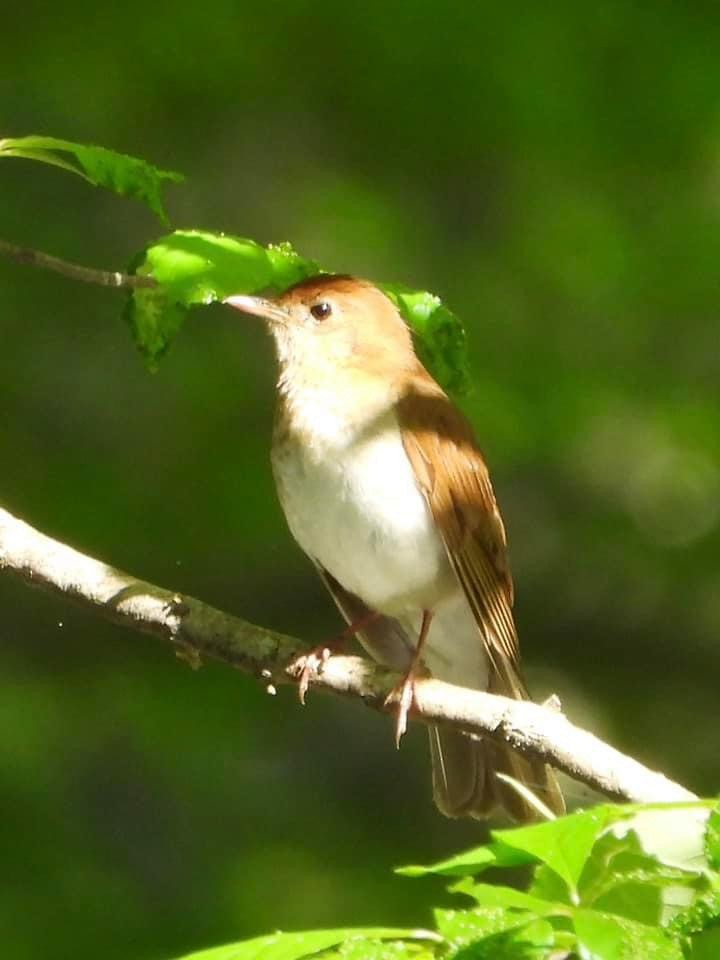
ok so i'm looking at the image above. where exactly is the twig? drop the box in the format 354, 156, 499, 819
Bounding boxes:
0, 237, 156, 289
0, 505, 696, 806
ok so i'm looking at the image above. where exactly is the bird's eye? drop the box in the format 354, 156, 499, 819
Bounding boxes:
310, 301, 332, 321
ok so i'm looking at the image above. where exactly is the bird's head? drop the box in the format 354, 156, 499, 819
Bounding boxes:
224, 275, 417, 389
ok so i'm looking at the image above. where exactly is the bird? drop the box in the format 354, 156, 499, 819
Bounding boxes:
225, 275, 564, 821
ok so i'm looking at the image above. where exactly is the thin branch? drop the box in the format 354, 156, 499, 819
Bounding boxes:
0, 237, 156, 289
0, 505, 696, 806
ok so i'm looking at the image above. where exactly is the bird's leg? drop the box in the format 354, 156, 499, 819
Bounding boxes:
385, 609, 433, 748
291, 609, 381, 704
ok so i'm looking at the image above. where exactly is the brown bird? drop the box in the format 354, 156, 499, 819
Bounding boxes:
225, 275, 564, 821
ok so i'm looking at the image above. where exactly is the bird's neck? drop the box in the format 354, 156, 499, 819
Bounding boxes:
274, 364, 403, 454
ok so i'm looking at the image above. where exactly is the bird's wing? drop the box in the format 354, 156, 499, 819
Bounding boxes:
397, 372, 524, 695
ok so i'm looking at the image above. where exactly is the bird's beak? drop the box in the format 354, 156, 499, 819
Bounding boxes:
223, 294, 289, 325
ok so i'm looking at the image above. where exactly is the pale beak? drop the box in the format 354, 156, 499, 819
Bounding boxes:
223, 294, 289, 325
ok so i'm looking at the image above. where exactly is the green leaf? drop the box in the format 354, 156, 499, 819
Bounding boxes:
173, 929, 436, 960
396, 846, 500, 878
125, 231, 319, 368
611, 804, 714, 874
529, 863, 575, 905
689, 925, 720, 959
452, 878, 570, 918
396, 842, 532, 878
492, 805, 623, 900
579, 829, 706, 927
266, 241, 323, 292
126, 230, 470, 395
438, 909, 559, 960
704, 803, 720, 871
138, 231, 275, 305
322, 938, 435, 960
124, 286, 186, 372
380, 285, 471, 396
572, 909, 683, 960
0, 135, 183, 222
434, 907, 535, 946
668, 886, 720, 938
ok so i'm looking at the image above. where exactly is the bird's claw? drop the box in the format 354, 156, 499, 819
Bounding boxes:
290, 646, 332, 704
385, 673, 417, 748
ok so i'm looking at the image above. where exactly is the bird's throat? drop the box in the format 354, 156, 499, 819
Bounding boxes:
274, 365, 402, 454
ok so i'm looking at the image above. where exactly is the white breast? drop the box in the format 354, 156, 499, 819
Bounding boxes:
272, 410, 454, 616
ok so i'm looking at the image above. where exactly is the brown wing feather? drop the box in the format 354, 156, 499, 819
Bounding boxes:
396, 371, 522, 688
397, 370, 565, 819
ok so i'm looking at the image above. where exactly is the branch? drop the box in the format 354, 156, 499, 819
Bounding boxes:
0, 505, 696, 806
0, 237, 156, 289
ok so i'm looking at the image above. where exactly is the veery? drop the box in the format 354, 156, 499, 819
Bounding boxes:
225, 275, 564, 821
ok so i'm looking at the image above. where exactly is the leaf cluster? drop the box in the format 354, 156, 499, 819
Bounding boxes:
1, 135, 470, 396
177, 802, 720, 960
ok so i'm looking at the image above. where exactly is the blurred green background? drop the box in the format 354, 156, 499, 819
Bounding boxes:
2, 3, 719, 958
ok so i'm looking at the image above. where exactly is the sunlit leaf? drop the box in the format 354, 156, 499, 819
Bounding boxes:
434, 907, 534, 946
668, 886, 720, 939
322, 938, 434, 960
610, 804, 713, 874
438, 909, 559, 960
396, 843, 529, 878
126, 229, 470, 394
689, 925, 720, 959
125, 231, 318, 368
492, 805, 624, 899
704, 803, 720, 871
451, 877, 570, 918
0, 135, 182, 222
380, 285, 470, 396
124, 285, 186, 372
173, 929, 437, 960
579, 829, 706, 928
572, 909, 683, 960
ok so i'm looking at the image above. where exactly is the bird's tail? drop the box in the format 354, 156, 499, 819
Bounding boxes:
429, 660, 565, 822
429, 726, 564, 821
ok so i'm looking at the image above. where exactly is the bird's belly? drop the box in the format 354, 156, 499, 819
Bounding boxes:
272, 427, 454, 614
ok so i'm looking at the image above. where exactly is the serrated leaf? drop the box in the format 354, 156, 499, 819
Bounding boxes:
704, 803, 720, 871
0, 135, 182, 222
529, 863, 575, 905
513, 918, 556, 948
173, 928, 436, 960
609, 804, 713, 874
380, 285, 470, 396
668, 886, 720, 939
126, 230, 470, 394
396, 842, 531, 878
439, 910, 558, 960
492, 805, 624, 900
322, 938, 435, 960
572, 909, 683, 960
124, 285, 185, 371
266, 241, 322, 291
139, 231, 274, 305
125, 231, 319, 368
579, 828, 706, 928
451, 877, 570, 918
689, 925, 720, 959
434, 907, 535, 946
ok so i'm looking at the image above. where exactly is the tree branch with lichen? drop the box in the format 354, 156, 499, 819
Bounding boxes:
0, 504, 696, 808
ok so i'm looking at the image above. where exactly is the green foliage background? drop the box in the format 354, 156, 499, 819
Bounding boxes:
1, 5, 719, 959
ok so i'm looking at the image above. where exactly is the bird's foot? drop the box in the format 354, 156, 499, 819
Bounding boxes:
289, 610, 381, 704
384, 671, 419, 748
289, 644, 335, 704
